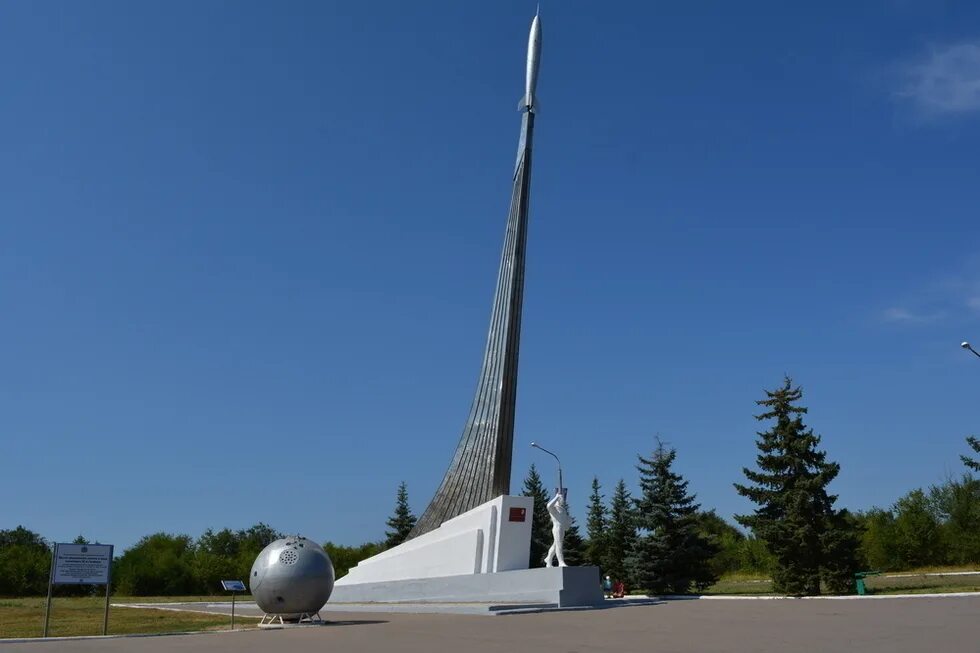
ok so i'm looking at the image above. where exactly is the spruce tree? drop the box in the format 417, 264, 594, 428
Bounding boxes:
628, 439, 718, 594
522, 464, 552, 567
604, 479, 636, 585
962, 436, 980, 472
735, 377, 859, 595
560, 497, 587, 566
384, 481, 417, 548
820, 509, 863, 594
585, 477, 608, 569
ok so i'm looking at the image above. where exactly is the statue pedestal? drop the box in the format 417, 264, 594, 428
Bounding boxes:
331, 495, 604, 608
330, 565, 603, 608
336, 495, 533, 585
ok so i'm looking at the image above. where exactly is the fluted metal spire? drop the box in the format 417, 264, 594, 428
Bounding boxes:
409, 23, 540, 536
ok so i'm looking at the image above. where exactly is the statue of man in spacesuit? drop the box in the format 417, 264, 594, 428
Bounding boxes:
544, 490, 572, 567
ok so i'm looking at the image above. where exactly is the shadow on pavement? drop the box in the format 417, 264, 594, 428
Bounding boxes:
322, 620, 388, 626
494, 598, 666, 615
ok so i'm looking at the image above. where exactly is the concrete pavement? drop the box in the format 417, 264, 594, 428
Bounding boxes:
5, 596, 978, 652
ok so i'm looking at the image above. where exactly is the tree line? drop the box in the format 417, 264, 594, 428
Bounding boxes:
0, 523, 284, 597
4, 378, 980, 597
386, 378, 980, 596
0, 484, 418, 597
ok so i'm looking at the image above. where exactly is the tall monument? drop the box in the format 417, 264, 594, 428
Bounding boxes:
332, 13, 601, 607
410, 10, 543, 539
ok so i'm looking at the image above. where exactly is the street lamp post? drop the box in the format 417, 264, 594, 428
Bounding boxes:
530, 441, 563, 495
962, 341, 980, 360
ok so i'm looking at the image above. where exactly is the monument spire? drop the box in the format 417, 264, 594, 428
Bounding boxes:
410, 14, 542, 537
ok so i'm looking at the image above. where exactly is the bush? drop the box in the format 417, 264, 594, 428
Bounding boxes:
0, 527, 50, 597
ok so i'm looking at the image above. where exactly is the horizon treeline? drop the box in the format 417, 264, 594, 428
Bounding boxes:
0, 522, 390, 597
3, 378, 980, 597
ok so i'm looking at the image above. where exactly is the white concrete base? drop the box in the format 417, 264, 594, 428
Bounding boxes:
336, 495, 533, 586
329, 565, 604, 608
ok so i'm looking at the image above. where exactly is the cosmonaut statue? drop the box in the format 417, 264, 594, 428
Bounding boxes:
544, 490, 572, 567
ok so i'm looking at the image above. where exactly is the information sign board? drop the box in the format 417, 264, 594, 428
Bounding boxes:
52, 544, 113, 585
44, 543, 115, 637
221, 580, 246, 592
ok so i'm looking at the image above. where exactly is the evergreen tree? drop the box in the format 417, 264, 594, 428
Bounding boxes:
522, 464, 552, 567
604, 479, 636, 584
560, 497, 587, 566
735, 378, 860, 595
820, 509, 863, 594
585, 477, 608, 569
962, 436, 980, 472
628, 439, 718, 594
384, 481, 417, 548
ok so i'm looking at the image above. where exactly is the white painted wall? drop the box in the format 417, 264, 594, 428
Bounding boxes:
492, 495, 534, 572
336, 495, 533, 586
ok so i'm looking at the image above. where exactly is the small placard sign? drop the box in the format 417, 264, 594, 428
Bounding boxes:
508, 507, 526, 522
221, 580, 246, 592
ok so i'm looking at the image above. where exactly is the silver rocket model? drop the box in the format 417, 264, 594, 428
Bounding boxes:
518, 11, 542, 113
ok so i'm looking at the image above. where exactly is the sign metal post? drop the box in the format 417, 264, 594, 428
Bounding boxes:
220, 580, 246, 630
42, 544, 57, 638
102, 546, 113, 635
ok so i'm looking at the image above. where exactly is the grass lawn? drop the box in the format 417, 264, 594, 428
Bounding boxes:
700, 568, 980, 596
111, 595, 254, 603
864, 571, 980, 595
0, 596, 259, 640
701, 574, 774, 595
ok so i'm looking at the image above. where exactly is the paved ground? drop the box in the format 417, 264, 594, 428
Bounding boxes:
6, 596, 979, 652
115, 599, 600, 615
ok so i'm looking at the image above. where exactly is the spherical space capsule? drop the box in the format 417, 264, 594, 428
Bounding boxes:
250, 536, 335, 621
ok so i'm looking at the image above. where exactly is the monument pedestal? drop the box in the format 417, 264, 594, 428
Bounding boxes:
330, 565, 603, 608
336, 495, 533, 586
331, 495, 604, 608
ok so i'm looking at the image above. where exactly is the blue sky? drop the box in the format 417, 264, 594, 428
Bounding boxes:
3, 1, 980, 551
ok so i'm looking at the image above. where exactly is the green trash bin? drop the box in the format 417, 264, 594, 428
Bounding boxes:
854, 571, 881, 595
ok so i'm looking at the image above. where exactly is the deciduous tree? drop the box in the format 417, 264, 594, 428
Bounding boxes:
0, 526, 50, 596
323, 541, 385, 578
892, 489, 944, 567
929, 474, 980, 565
114, 533, 197, 596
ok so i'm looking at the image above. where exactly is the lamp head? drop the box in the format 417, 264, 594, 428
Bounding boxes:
962, 341, 971, 349
530, 441, 538, 448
